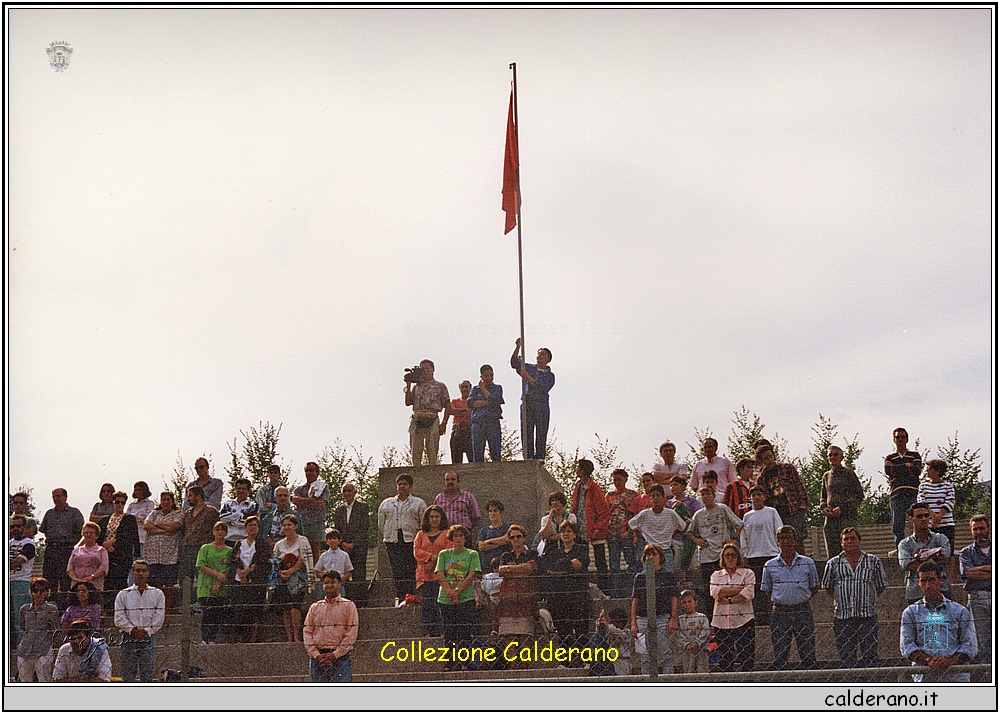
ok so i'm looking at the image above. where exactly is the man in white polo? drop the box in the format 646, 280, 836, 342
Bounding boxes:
114, 559, 165, 683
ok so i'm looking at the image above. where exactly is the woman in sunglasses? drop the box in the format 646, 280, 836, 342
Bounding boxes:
17, 578, 61, 682
496, 524, 538, 667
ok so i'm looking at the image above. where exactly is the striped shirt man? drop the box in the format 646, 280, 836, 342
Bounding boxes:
433, 489, 481, 529
822, 550, 888, 619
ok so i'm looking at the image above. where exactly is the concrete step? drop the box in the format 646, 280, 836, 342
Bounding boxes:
199, 667, 591, 683
92, 634, 605, 678
83, 581, 972, 648
8, 610, 925, 682
72, 619, 915, 680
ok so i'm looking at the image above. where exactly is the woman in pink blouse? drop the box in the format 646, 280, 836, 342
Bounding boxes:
413, 505, 452, 637
66, 522, 109, 592
708, 542, 756, 672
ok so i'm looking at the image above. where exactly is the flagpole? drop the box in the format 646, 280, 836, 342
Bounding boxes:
510, 62, 528, 461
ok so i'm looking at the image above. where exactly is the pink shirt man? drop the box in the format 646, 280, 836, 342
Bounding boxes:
690, 438, 737, 494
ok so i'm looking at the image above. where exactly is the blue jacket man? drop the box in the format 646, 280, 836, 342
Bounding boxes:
468, 364, 504, 463
510, 338, 555, 460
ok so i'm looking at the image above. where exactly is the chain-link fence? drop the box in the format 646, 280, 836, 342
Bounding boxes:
11, 565, 991, 684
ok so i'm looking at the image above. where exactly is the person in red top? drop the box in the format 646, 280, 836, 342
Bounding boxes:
632, 473, 655, 513
446, 380, 473, 464
724, 458, 755, 519
606, 469, 639, 597
570, 459, 612, 594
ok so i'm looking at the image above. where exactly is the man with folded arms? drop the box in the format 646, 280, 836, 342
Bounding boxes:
304, 570, 359, 682
959, 515, 991, 675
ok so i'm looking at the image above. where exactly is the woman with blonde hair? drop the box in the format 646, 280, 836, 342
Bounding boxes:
709, 542, 756, 671
67, 522, 109, 592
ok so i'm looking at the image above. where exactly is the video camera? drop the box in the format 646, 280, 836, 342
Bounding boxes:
403, 365, 425, 384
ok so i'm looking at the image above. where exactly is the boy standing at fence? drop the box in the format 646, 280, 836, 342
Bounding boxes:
673, 589, 711, 673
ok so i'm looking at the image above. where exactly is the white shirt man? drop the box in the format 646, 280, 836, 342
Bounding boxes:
378, 476, 427, 601
741, 489, 784, 560
651, 441, 689, 486
690, 438, 737, 493
114, 560, 166, 683
628, 485, 687, 570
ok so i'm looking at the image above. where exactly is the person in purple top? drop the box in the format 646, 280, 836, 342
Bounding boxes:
510, 338, 555, 460
468, 364, 504, 462
434, 472, 481, 530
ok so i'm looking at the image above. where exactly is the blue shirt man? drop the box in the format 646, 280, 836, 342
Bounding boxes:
510, 338, 555, 460
900, 562, 977, 682
898, 502, 951, 603
468, 364, 504, 463
761, 526, 819, 670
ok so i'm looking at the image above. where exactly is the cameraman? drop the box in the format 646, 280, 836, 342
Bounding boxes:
404, 359, 452, 466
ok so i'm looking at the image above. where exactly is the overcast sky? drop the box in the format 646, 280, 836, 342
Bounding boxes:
7, 7, 993, 509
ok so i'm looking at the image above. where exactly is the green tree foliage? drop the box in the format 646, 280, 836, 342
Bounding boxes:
501, 422, 523, 462
588, 433, 622, 493
725, 406, 791, 463
543, 432, 581, 496
225, 422, 284, 498
540, 431, 620, 495
163, 452, 216, 505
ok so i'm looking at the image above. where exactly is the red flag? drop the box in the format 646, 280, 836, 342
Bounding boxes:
502, 91, 520, 234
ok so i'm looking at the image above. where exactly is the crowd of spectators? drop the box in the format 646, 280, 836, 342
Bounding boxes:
7, 426, 990, 683
368, 431, 988, 680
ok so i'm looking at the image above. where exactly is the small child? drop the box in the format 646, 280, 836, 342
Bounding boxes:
313, 529, 353, 584
598, 607, 634, 676
918, 459, 957, 583
672, 589, 711, 673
